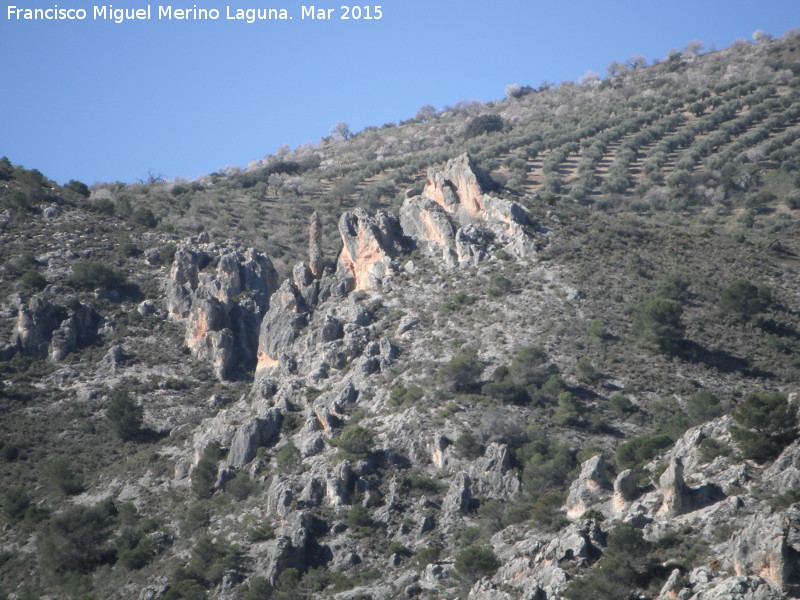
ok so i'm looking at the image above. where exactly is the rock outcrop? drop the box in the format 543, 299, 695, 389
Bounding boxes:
336, 208, 404, 292
308, 211, 324, 279
254, 279, 310, 378
164, 238, 279, 380
9, 294, 102, 362
564, 455, 612, 519
400, 153, 537, 267
730, 509, 800, 594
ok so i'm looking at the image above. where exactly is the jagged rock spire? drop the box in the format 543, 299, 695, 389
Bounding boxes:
308, 211, 324, 279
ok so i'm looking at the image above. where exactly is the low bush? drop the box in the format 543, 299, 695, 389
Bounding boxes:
613, 434, 673, 470
331, 425, 375, 460
730, 392, 796, 462
70, 262, 126, 291
719, 279, 772, 320
455, 545, 500, 581
106, 390, 143, 441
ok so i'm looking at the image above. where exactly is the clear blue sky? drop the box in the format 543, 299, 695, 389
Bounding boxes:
2, 0, 798, 185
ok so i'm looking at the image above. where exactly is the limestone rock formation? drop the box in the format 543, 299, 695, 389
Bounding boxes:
308, 211, 324, 279
564, 455, 612, 519
9, 294, 102, 362
254, 279, 309, 378
164, 238, 279, 380
226, 409, 282, 468
423, 153, 494, 217
399, 153, 536, 267
730, 509, 800, 594
336, 208, 404, 291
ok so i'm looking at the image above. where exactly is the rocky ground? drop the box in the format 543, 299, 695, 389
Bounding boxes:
1, 152, 799, 600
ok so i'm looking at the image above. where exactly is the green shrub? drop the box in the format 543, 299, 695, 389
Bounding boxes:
65, 180, 90, 197
613, 434, 673, 470
482, 380, 529, 405
192, 443, 222, 499
347, 505, 373, 534
698, 438, 732, 463
686, 390, 724, 425
404, 470, 443, 495
465, 115, 504, 138
718, 279, 772, 320
386, 541, 412, 557
438, 349, 483, 393
530, 491, 568, 531
106, 390, 143, 441
3, 487, 31, 523
509, 346, 551, 387
131, 207, 158, 227
730, 392, 796, 462
454, 431, 485, 459
89, 198, 115, 215
331, 425, 375, 460
70, 262, 126, 291
225, 471, 255, 501
772, 489, 800, 510
276, 442, 301, 473
657, 272, 690, 301
575, 357, 600, 384
163, 580, 207, 600
565, 523, 659, 599
488, 274, 514, 296
20, 270, 47, 290
45, 457, 84, 495
416, 546, 441, 569
455, 546, 500, 581
247, 521, 275, 543
239, 576, 271, 600
179, 535, 242, 587
554, 392, 584, 426
632, 293, 684, 352
40, 502, 115, 573
181, 503, 209, 537
389, 384, 424, 407
521, 440, 577, 494
608, 394, 637, 416
160, 242, 178, 265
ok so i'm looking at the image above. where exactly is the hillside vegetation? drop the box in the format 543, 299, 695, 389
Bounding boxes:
0, 31, 799, 600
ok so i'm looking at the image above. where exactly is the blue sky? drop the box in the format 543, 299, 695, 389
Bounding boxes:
2, 0, 798, 185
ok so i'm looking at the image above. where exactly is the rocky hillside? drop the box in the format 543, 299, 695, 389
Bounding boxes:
1, 32, 800, 600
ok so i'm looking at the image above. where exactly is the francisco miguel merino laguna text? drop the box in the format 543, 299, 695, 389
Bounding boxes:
7, 4, 383, 23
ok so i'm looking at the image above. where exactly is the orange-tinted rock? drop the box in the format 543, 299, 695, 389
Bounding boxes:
423, 153, 493, 217
336, 208, 402, 291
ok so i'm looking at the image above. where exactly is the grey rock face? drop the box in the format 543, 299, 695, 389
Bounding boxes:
442, 472, 472, 516
308, 211, 324, 279
226, 409, 282, 468
164, 239, 278, 380
399, 153, 535, 268
10, 295, 102, 362
729, 509, 800, 593
336, 208, 404, 292
565, 455, 611, 519
254, 279, 309, 379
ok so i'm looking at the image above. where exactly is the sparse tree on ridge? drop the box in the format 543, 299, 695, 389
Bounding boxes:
330, 121, 352, 140
683, 39, 704, 56
578, 70, 600, 86
753, 29, 773, 43
606, 60, 624, 77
